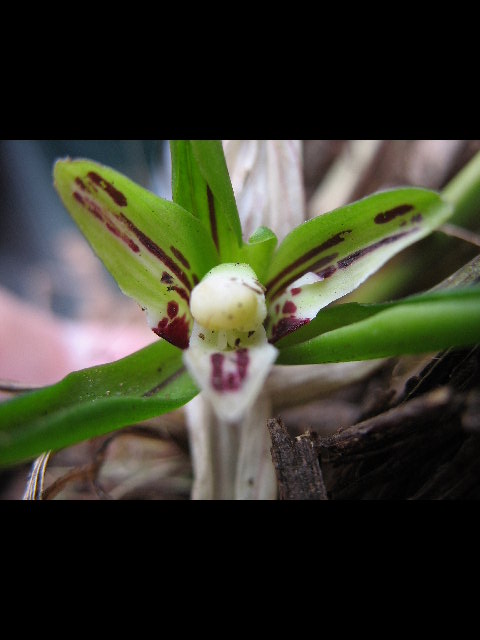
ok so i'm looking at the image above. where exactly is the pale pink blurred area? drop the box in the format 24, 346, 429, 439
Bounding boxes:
0, 285, 156, 391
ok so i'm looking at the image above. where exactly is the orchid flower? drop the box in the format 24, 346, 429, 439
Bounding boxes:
52, 140, 456, 424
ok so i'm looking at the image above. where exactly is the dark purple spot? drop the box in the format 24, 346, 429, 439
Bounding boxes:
75, 177, 87, 191
161, 272, 173, 284
411, 213, 423, 224
167, 301, 179, 318
73, 190, 141, 252
338, 230, 415, 269
155, 317, 169, 331
170, 246, 190, 269
211, 353, 225, 391
105, 221, 140, 253
199, 333, 205, 340
73, 191, 86, 205
248, 330, 255, 337
234, 338, 241, 347
172, 286, 190, 303
282, 301, 297, 314
308, 252, 339, 273
87, 171, 127, 207
192, 274, 200, 286
210, 349, 250, 392
275, 304, 280, 314
266, 232, 350, 299
317, 265, 337, 279
374, 204, 414, 225
117, 214, 192, 291
291, 287, 302, 295
153, 314, 190, 350
207, 185, 219, 251
270, 317, 310, 343
236, 349, 249, 380
73, 191, 103, 220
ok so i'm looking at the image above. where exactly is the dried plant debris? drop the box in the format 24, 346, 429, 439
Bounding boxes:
279, 344, 480, 500
267, 418, 327, 500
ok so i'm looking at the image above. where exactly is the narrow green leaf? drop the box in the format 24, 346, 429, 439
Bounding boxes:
275, 287, 480, 364
264, 187, 453, 342
0, 340, 199, 466
54, 158, 219, 349
170, 140, 243, 262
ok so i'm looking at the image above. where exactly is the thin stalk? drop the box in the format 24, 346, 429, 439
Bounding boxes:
442, 150, 480, 227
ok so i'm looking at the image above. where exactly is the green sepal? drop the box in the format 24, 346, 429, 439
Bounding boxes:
54, 158, 219, 348
265, 187, 453, 302
170, 140, 243, 262
236, 226, 278, 282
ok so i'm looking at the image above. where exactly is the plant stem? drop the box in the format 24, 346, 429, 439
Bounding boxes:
442, 150, 480, 227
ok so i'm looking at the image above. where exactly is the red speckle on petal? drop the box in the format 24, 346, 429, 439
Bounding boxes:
317, 265, 337, 279
236, 349, 249, 381
291, 287, 302, 295
210, 349, 250, 392
172, 286, 190, 303
170, 246, 191, 269
211, 353, 225, 391
75, 177, 87, 191
374, 204, 414, 225
73, 191, 85, 205
167, 301, 179, 318
270, 317, 310, 343
87, 171, 127, 206
161, 272, 174, 284
282, 301, 297, 314
153, 314, 190, 350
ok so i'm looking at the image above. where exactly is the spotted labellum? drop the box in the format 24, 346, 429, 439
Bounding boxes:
53, 141, 455, 423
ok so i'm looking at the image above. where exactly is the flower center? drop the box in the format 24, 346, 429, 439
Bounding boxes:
189, 263, 267, 332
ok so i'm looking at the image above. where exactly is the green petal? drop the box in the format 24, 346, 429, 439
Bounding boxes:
170, 140, 243, 262
0, 340, 198, 466
265, 188, 453, 341
236, 226, 278, 283
54, 158, 218, 349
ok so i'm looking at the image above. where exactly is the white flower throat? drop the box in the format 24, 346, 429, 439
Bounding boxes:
183, 263, 278, 423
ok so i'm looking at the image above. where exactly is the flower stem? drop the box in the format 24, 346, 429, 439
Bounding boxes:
442, 150, 480, 227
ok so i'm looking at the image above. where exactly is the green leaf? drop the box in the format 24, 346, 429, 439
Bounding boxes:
170, 140, 243, 262
0, 340, 199, 467
275, 287, 480, 364
264, 187, 453, 342
54, 158, 218, 349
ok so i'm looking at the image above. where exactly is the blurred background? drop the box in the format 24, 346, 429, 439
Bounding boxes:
0, 140, 171, 318
1, 140, 479, 499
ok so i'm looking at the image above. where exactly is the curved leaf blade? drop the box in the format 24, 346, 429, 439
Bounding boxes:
276, 287, 480, 364
0, 340, 199, 466
54, 158, 219, 348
